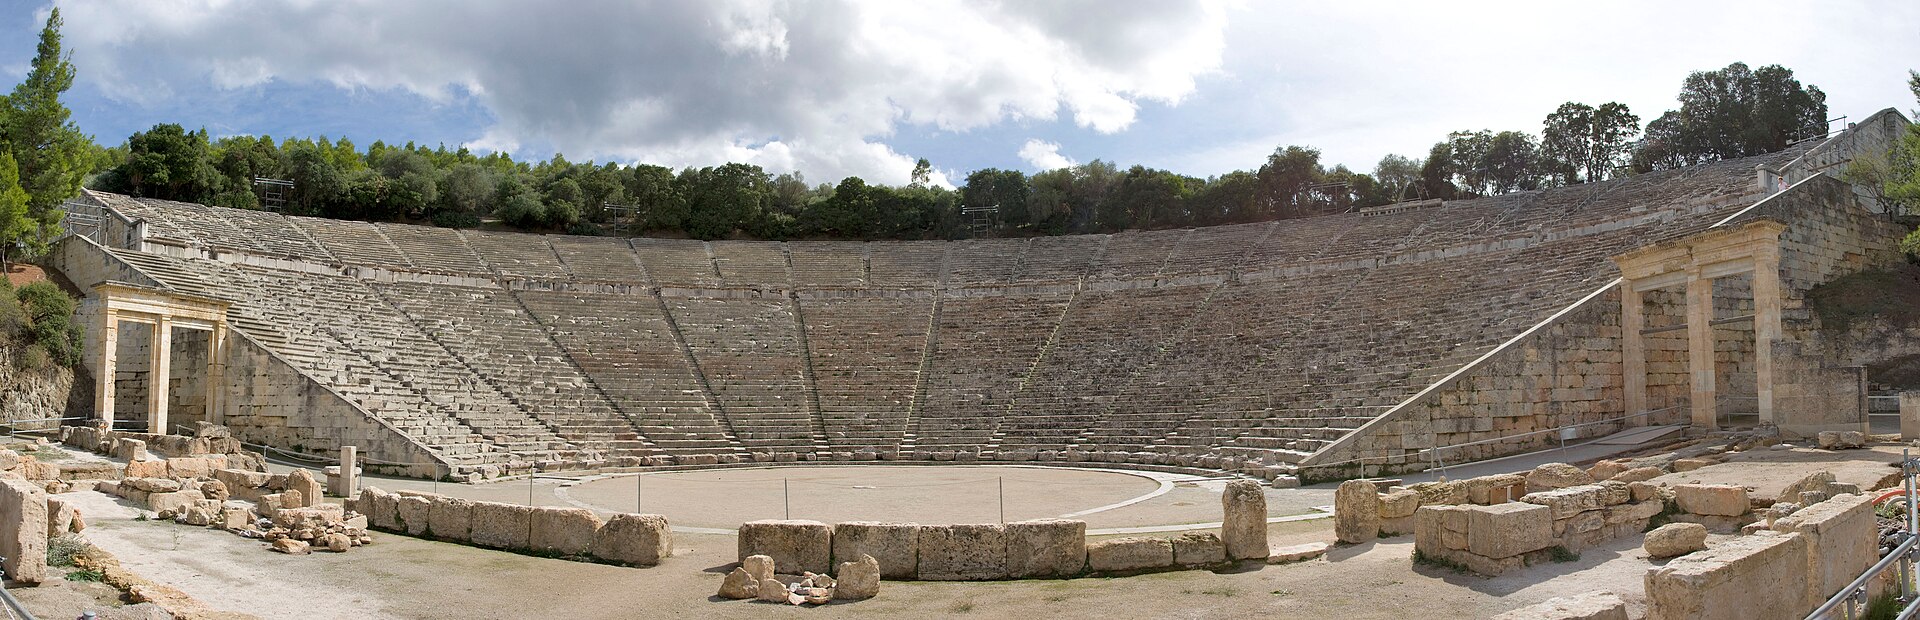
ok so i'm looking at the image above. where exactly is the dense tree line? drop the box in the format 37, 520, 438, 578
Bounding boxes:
0, 12, 1865, 248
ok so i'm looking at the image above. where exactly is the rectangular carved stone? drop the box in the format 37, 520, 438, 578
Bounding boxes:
469, 501, 533, 550
1467, 502, 1552, 559
0, 479, 47, 584
1646, 532, 1811, 620
589, 513, 671, 566
1005, 519, 1085, 579
1521, 485, 1606, 520
1172, 532, 1227, 566
738, 519, 832, 575
1772, 493, 1875, 608
427, 496, 474, 541
831, 521, 921, 579
529, 506, 602, 556
917, 524, 1008, 580
1087, 537, 1174, 573
1675, 484, 1749, 517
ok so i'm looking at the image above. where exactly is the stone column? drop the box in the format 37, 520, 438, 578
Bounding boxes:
332, 445, 359, 497
206, 324, 227, 424
148, 316, 172, 435
1686, 271, 1716, 429
1901, 392, 1920, 441
1752, 249, 1783, 426
95, 309, 118, 429
1621, 282, 1646, 425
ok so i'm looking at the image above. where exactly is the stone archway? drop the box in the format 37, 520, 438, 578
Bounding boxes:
90, 282, 231, 433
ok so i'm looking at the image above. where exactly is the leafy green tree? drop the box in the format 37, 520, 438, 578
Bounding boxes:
283, 142, 344, 216
1541, 102, 1640, 185
434, 163, 495, 223
960, 168, 1029, 232
1419, 142, 1458, 199
1633, 62, 1828, 171
1, 8, 92, 247
0, 153, 34, 269
625, 164, 685, 232
1372, 154, 1422, 202
680, 163, 769, 239
1111, 166, 1188, 229
97, 124, 225, 202
1190, 171, 1258, 224
1255, 146, 1328, 219
1483, 130, 1541, 194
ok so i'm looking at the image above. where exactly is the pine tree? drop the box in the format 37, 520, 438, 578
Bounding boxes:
2, 8, 93, 254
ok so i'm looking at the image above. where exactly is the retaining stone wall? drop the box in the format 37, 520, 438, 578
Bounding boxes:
349, 487, 670, 567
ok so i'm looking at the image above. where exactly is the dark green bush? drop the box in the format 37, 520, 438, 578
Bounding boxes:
15, 281, 81, 367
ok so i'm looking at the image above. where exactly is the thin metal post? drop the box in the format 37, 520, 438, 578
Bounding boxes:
784, 478, 791, 520
1907, 448, 1917, 600
636, 474, 643, 514
528, 475, 534, 506
998, 477, 1005, 524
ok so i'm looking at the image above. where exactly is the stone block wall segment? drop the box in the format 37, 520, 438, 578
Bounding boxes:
588, 513, 671, 566
831, 521, 921, 580
1645, 532, 1812, 620
0, 479, 48, 584
737, 520, 832, 575
1771, 493, 1876, 609
529, 507, 602, 556
917, 524, 1008, 581
469, 501, 533, 550
1004, 519, 1085, 578
1087, 537, 1174, 573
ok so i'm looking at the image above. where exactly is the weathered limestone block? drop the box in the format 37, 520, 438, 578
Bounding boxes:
1671, 458, 1715, 473
357, 487, 401, 532
917, 524, 1007, 580
469, 501, 534, 550
1585, 460, 1629, 482
123, 458, 168, 479
742, 554, 776, 583
1408, 480, 1467, 505
147, 490, 201, 517
1493, 591, 1629, 620
287, 469, 324, 508
1464, 474, 1528, 504
1468, 503, 1552, 559
1221, 479, 1268, 560
0, 479, 47, 583
589, 513, 671, 566
1606, 500, 1663, 526
1780, 471, 1837, 503
1172, 532, 1227, 566
272, 538, 310, 555
1646, 532, 1811, 620
1335, 479, 1380, 544
112, 438, 148, 461
1004, 518, 1085, 578
755, 578, 787, 603
427, 496, 474, 541
166, 457, 212, 480
831, 521, 921, 580
396, 495, 432, 536
1675, 484, 1749, 517
1612, 467, 1664, 483
1378, 489, 1421, 520
530, 506, 602, 556
1522, 485, 1606, 520
835, 553, 881, 601
46, 496, 76, 537
738, 520, 832, 575
1267, 542, 1329, 564
1526, 463, 1593, 494
1772, 493, 1875, 608
1643, 523, 1708, 559
1087, 537, 1174, 573
1414, 505, 1471, 557
1816, 431, 1865, 450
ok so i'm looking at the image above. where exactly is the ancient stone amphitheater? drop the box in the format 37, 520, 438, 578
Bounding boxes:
44, 111, 1913, 483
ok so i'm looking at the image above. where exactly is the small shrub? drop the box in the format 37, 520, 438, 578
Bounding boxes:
47, 534, 86, 566
14, 343, 47, 370
15, 281, 80, 367
1864, 589, 1901, 620
430, 210, 481, 229
1547, 546, 1580, 563
63, 569, 105, 582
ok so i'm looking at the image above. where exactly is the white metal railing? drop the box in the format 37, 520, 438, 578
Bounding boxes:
1807, 449, 1920, 619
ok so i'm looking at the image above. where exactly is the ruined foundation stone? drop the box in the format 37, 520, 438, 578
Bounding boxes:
529, 506, 602, 556
1772, 493, 1876, 607
1004, 519, 1085, 579
590, 514, 671, 566
1087, 537, 1174, 573
1335, 479, 1380, 544
469, 501, 534, 550
738, 520, 832, 575
1493, 591, 1629, 620
835, 553, 881, 600
830, 521, 920, 580
1171, 532, 1227, 566
427, 496, 474, 541
1646, 532, 1812, 620
917, 524, 1008, 581
1220, 479, 1268, 560
1643, 523, 1708, 559
0, 479, 47, 584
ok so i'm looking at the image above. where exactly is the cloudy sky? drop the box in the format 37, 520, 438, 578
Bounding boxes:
2, 0, 1916, 187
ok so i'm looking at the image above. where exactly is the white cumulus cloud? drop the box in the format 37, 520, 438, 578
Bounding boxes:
1018, 139, 1077, 171
52, 0, 1229, 186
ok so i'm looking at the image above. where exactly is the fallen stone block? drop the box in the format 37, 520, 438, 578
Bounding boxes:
1267, 542, 1328, 564
1526, 463, 1593, 494
1674, 484, 1749, 517
1646, 532, 1811, 620
1585, 460, 1629, 482
1378, 489, 1421, 520
1612, 467, 1664, 483
1643, 523, 1707, 559
1464, 474, 1528, 505
1522, 485, 1606, 520
1773, 493, 1875, 608
1335, 479, 1380, 544
1493, 591, 1629, 620
738, 520, 832, 575
1087, 537, 1174, 573
396, 495, 431, 536
917, 524, 1007, 580
530, 506, 602, 556
1005, 518, 1085, 578
147, 490, 201, 517
835, 553, 881, 601
1467, 503, 1552, 559
589, 513, 671, 566
823, 520, 918, 579
469, 501, 534, 550
1221, 479, 1268, 560
0, 479, 47, 583
1172, 532, 1227, 566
